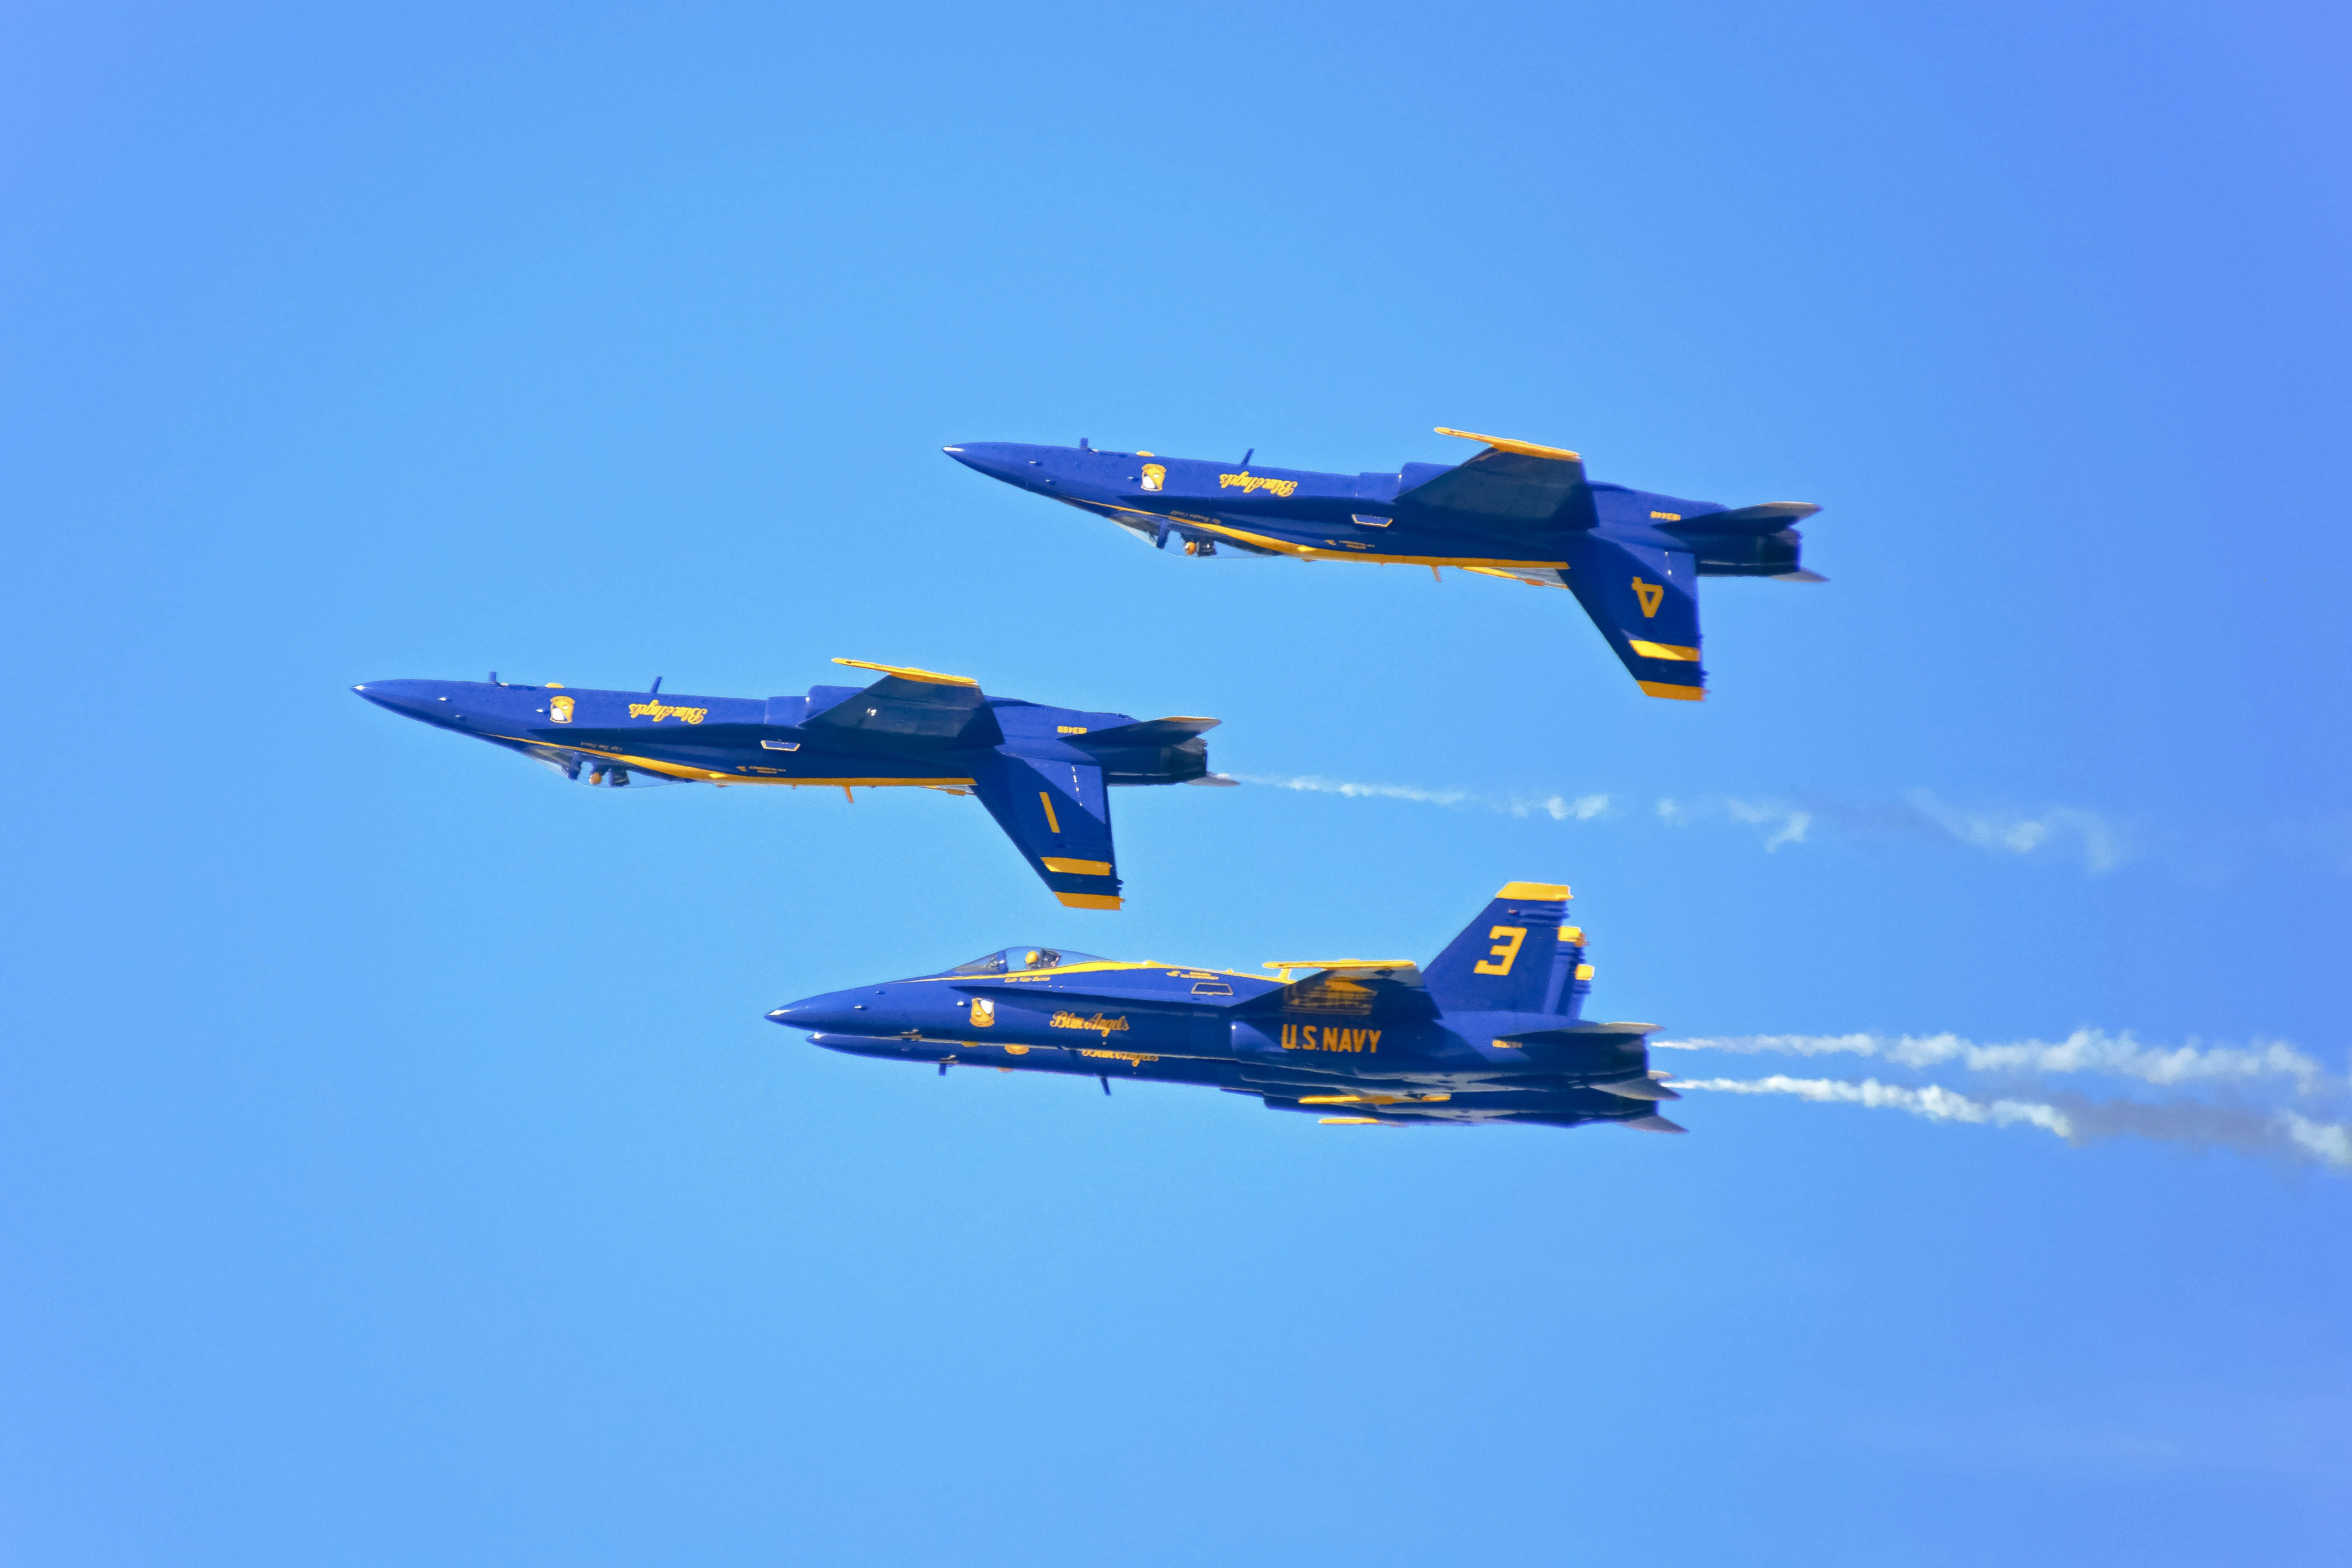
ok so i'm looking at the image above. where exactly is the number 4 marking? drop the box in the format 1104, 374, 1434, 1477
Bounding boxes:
1631, 577, 1665, 618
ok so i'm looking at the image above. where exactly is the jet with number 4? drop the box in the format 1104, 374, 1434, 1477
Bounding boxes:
770, 880, 1687, 1133
946, 428, 1824, 701
353, 659, 1234, 909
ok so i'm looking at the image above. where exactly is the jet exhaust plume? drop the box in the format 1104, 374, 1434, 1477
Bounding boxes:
1667, 1074, 2351, 1171
1662, 1025, 2350, 1173
1653, 1030, 2333, 1094
1238, 772, 2128, 869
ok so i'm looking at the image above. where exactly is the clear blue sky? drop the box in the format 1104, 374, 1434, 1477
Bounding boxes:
4, 3, 2348, 1563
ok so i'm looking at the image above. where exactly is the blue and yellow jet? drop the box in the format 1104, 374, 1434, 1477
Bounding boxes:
354, 660, 1234, 909
947, 428, 1825, 701
771, 881, 1687, 1132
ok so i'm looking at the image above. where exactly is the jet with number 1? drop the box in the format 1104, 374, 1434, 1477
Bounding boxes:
354, 659, 1234, 909
947, 428, 1824, 701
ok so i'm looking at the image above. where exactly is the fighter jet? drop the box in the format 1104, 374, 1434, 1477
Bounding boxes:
353, 659, 1233, 909
946, 428, 1824, 701
770, 881, 1686, 1132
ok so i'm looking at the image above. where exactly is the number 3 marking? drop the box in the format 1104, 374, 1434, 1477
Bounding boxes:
1473, 925, 1528, 975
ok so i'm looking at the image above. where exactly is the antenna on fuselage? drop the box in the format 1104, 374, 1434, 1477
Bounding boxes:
489, 671, 499, 684
1240, 448, 1254, 466
650, 676, 663, 693
1078, 437, 1089, 449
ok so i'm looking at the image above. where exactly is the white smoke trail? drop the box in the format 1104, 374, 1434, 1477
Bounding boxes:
1234, 774, 1607, 821
1670, 1075, 2074, 1136
1667, 1076, 2352, 1170
1238, 772, 2124, 869
1510, 792, 1610, 821
1904, 790, 2128, 874
1653, 1029, 2334, 1094
1237, 774, 1474, 807
1726, 798, 1811, 851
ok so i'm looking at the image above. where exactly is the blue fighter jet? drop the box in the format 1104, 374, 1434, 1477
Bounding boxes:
770, 881, 1687, 1132
354, 660, 1234, 909
947, 428, 1825, 701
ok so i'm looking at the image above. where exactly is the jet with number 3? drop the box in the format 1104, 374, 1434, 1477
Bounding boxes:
354, 659, 1234, 909
947, 428, 1824, 701
770, 880, 1687, 1133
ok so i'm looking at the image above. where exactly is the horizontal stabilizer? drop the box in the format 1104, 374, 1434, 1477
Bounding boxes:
1622, 1113, 1689, 1134
1593, 1075, 1681, 1101
1065, 716, 1221, 748
1672, 501, 1820, 534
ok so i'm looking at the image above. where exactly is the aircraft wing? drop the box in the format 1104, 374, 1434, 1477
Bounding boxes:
804, 658, 1004, 747
1392, 428, 1591, 532
1559, 532, 1708, 701
1240, 961, 1441, 1023
972, 753, 1123, 909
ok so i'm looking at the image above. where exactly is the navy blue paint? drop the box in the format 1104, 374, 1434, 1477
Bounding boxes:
946, 436, 1825, 698
772, 887, 1686, 1132
353, 666, 1228, 906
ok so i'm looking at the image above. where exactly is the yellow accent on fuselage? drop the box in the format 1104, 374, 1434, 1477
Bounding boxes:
1627, 639, 1701, 662
1180, 515, 1570, 571
830, 657, 979, 687
1433, 427, 1581, 461
485, 732, 976, 787
1462, 566, 1566, 588
1040, 857, 1113, 876
1635, 681, 1705, 702
1262, 958, 1416, 976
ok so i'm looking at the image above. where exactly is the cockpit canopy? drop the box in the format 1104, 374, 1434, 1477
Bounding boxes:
941, 947, 1105, 977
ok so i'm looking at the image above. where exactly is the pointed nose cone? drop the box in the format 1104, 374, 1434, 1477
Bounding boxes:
765, 987, 878, 1035
352, 679, 452, 722
941, 441, 1043, 487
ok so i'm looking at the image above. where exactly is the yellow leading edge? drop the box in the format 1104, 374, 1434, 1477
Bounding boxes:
1433, 427, 1582, 462
831, 657, 979, 687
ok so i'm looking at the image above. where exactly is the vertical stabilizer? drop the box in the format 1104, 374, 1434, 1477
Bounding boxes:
1424, 883, 1575, 1013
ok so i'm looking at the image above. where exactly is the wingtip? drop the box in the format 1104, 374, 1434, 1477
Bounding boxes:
831, 657, 980, 687
1432, 426, 1581, 462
